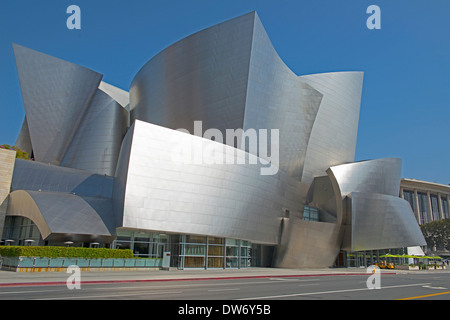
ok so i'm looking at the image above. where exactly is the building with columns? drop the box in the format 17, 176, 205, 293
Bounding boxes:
400, 179, 450, 225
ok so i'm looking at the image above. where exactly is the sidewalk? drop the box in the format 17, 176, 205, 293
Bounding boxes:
0, 267, 402, 287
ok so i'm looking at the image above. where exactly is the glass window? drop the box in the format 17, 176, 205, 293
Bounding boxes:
184, 244, 206, 256
442, 197, 449, 219
184, 256, 205, 268
403, 190, 416, 212
208, 245, 224, 256
417, 192, 429, 224
431, 195, 440, 221
208, 237, 224, 245
303, 206, 319, 222
133, 242, 149, 256
225, 238, 240, 246
226, 257, 239, 268
226, 246, 239, 256
208, 257, 223, 268
185, 235, 207, 244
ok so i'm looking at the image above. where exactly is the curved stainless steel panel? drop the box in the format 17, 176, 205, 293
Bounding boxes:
301, 72, 364, 184
7, 190, 114, 242
62, 89, 128, 176
11, 159, 114, 199
327, 158, 402, 197
98, 81, 129, 108
243, 14, 323, 178
349, 192, 426, 251
13, 44, 103, 165
114, 120, 307, 245
130, 12, 255, 137
326, 158, 426, 251
129, 12, 324, 178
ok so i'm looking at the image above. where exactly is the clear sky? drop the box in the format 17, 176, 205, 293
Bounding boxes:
0, 0, 449, 185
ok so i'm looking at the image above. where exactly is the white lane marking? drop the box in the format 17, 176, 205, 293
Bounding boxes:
208, 288, 240, 292
238, 283, 432, 300
422, 285, 447, 290
34, 290, 183, 300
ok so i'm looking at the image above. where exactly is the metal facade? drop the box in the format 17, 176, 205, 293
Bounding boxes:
13, 44, 103, 165
3, 12, 426, 267
114, 120, 306, 245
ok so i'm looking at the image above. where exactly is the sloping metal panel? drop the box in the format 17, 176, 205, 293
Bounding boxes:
62, 89, 128, 176
327, 159, 426, 251
328, 158, 402, 197
98, 81, 129, 108
11, 159, 114, 199
349, 192, 426, 251
129, 12, 255, 137
13, 44, 103, 165
243, 13, 323, 178
114, 120, 307, 245
301, 72, 364, 184
130, 12, 324, 180
7, 190, 115, 242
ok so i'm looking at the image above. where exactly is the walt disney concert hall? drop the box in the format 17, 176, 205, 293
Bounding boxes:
0, 12, 426, 268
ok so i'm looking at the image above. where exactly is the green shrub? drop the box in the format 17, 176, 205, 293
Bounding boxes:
0, 246, 134, 259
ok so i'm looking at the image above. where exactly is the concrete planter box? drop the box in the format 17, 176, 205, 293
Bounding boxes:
0, 256, 163, 272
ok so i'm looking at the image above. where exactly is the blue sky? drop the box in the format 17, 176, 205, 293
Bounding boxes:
0, 0, 449, 185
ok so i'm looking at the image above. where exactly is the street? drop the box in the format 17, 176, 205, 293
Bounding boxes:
0, 272, 449, 300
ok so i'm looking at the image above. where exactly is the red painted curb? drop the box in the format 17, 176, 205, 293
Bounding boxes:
0, 272, 396, 288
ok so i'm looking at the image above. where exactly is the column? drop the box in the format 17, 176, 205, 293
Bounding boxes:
427, 191, 433, 222
414, 189, 421, 224
438, 192, 444, 220
447, 194, 450, 219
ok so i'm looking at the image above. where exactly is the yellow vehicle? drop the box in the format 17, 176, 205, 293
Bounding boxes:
375, 261, 395, 269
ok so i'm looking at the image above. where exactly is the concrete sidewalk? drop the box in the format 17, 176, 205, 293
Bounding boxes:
0, 267, 403, 287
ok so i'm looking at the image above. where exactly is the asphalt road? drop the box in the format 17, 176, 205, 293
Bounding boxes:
0, 272, 449, 301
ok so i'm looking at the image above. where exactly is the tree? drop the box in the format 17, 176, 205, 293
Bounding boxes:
0, 144, 31, 160
420, 219, 450, 251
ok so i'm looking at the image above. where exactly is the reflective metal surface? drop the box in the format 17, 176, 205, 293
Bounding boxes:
11, 159, 114, 199
327, 158, 402, 198
114, 120, 307, 245
5, 13, 427, 268
7, 190, 114, 242
349, 192, 426, 251
8, 160, 116, 242
327, 159, 426, 252
130, 12, 254, 138
62, 89, 128, 176
129, 12, 325, 178
300, 72, 364, 185
243, 14, 323, 178
13, 44, 103, 165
